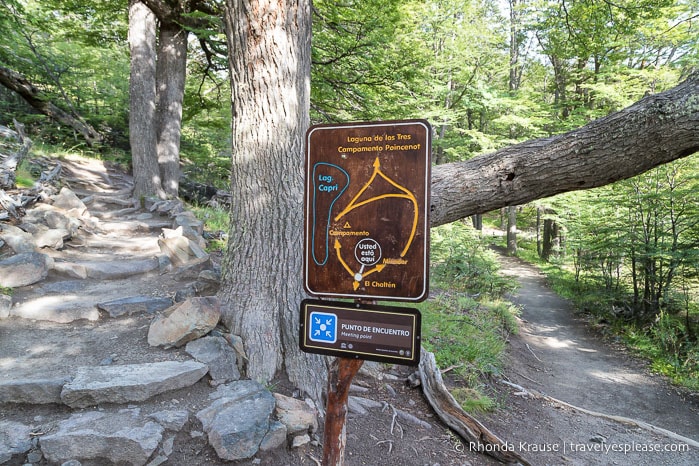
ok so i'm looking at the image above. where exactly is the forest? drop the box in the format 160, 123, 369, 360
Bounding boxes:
1, 0, 698, 396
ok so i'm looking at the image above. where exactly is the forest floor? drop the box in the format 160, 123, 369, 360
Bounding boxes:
1, 155, 697, 466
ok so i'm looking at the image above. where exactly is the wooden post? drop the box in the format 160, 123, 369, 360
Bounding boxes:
322, 357, 364, 465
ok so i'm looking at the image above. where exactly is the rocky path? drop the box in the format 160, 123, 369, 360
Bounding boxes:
487, 252, 699, 465
0, 156, 321, 465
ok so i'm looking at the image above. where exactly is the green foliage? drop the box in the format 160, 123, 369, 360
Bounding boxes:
451, 387, 497, 413
190, 204, 229, 252
15, 161, 35, 188
420, 221, 521, 412
431, 221, 517, 296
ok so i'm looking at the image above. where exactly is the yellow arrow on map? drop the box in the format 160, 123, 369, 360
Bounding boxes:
335, 157, 419, 257
334, 239, 355, 277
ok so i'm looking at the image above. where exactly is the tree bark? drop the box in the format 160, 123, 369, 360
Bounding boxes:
219, 0, 327, 402
0, 66, 103, 147
430, 73, 699, 227
129, 0, 165, 199
506, 205, 517, 256
156, 21, 188, 197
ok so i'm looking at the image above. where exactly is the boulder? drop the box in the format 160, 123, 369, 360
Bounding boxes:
158, 227, 209, 266
51, 187, 88, 217
0, 223, 35, 253
0, 420, 33, 463
0, 376, 70, 404
40, 410, 163, 466
273, 393, 319, 435
60, 360, 209, 408
97, 296, 174, 318
0, 252, 52, 288
196, 380, 277, 461
185, 336, 240, 385
148, 297, 221, 348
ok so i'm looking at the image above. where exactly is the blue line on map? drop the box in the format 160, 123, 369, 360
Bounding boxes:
312, 162, 349, 266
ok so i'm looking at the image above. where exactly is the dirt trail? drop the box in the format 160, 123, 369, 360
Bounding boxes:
486, 252, 699, 464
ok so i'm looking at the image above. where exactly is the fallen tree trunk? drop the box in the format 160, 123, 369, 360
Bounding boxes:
419, 349, 531, 465
430, 73, 699, 226
0, 66, 103, 147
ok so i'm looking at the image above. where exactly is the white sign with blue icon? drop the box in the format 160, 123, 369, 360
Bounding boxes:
309, 311, 337, 343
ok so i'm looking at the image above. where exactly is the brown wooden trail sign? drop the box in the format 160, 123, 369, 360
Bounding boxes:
304, 120, 431, 302
303, 120, 431, 465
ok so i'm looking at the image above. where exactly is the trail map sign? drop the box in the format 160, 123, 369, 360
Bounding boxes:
299, 299, 421, 365
304, 120, 431, 302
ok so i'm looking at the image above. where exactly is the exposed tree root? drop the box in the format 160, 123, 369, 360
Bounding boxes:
419, 349, 531, 465
498, 379, 699, 449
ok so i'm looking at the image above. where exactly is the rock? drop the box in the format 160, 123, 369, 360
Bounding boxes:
0, 376, 70, 404
185, 336, 240, 385
60, 460, 82, 466
27, 450, 43, 463
173, 285, 196, 302
148, 410, 189, 432
273, 393, 319, 435
259, 421, 287, 452
97, 296, 174, 318
51, 187, 88, 217
158, 227, 209, 266
83, 258, 161, 280
0, 224, 35, 253
51, 260, 88, 279
173, 212, 204, 236
194, 269, 221, 295
291, 434, 311, 448
0, 294, 11, 319
40, 410, 163, 466
0, 252, 52, 288
148, 297, 221, 348
196, 380, 276, 461
9, 295, 99, 323
53, 257, 162, 280
33, 227, 70, 249
60, 360, 209, 408
0, 420, 33, 463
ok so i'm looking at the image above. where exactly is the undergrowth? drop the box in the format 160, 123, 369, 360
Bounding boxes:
420, 221, 520, 413
515, 240, 699, 392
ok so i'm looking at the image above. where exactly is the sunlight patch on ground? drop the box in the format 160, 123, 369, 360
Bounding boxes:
542, 336, 575, 349
587, 369, 645, 385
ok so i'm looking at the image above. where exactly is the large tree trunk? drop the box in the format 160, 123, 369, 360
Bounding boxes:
220, 0, 327, 402
430, 73, 699, 227
0, 66, 103, 147
155, 21, 188, 197
129, 0, 165, 199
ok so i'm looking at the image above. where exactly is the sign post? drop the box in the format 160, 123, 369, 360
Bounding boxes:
302, 120, 431, 465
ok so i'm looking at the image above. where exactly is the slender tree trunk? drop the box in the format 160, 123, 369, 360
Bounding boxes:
129, 0, 165, 199
156, 21, 188, 197
506, 206, 517, 256
220, 0, 326, 402
536, 206, 542, 257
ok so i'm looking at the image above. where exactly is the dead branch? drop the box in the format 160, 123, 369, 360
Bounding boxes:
498, 379, 699, 449
419, 349, 531, 465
